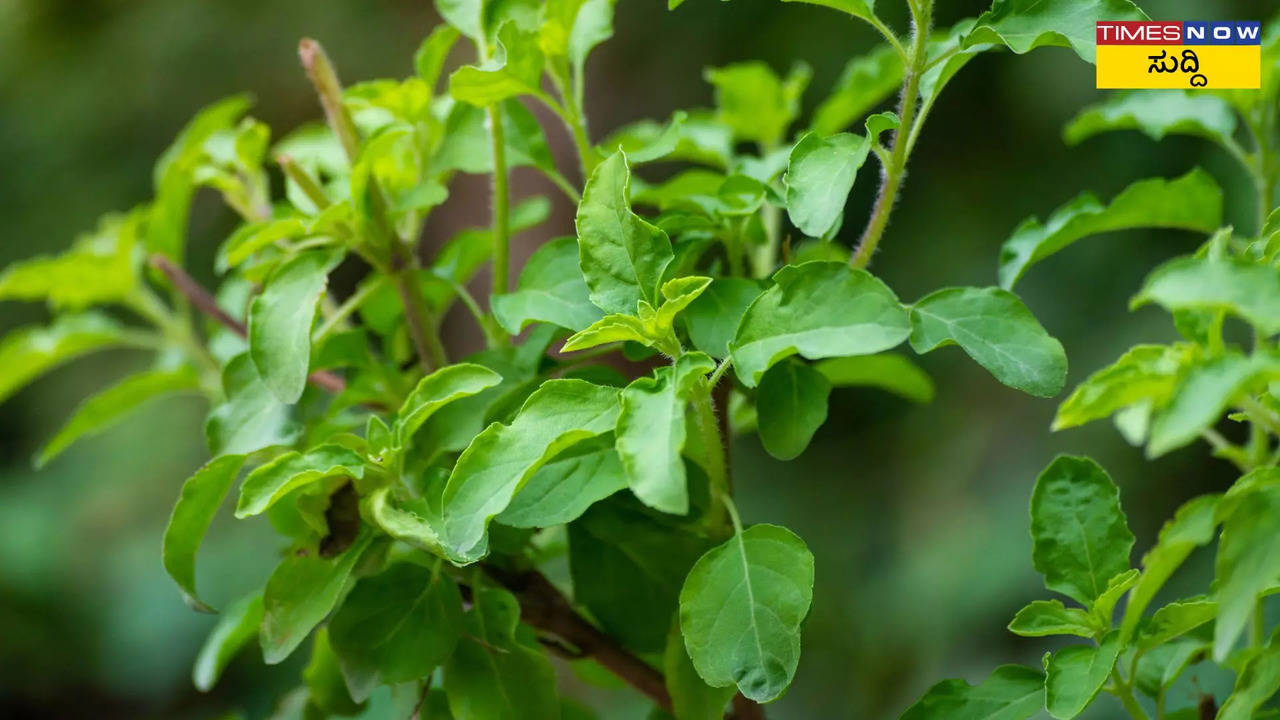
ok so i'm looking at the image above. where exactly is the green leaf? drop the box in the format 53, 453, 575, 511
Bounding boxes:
1054, 344, 1185, 432
0, 209, 142, 310
1133, 256, 1280, 336
304, 628, 364, 716
1215, 470, 1280, 661
1134, 637, 1206, 699
681, 278, 763, 359
444, 587, 559, 720
416, 24, 462, 89
1064, 90, 1238, 147
395, 363, 504, 447
248, 249, 343, 403
571, 498, 712, 652
1030, 456, 1134, 607
436, 0, 484, 40
664, 620, 736, 720
562, 277, 710, 356
899, 664, 1045, 720
163, 455, 247, 612
492, 237, 605, 334
1136, 599, 1216, 651
562, 313, 656, 353
756, 359, 831, 461
236, 445, 366, 518
150, 95, 252, 263
1091, 568, 1139, 627
617, 353, 715, 514
731, 262, 910, 387
441, 379, 621, 562
329, 562, 463, 701
604, 111, 733, 169
260, 530, 372, 664
679, 524, 815, 703
449, 23, 545, 105
205, 353, 300, 457
1120, 494, 1220, 642
784, 131, 872, 238
1008, 600, 1099, 638
1044, 631, 1123, 719
193, 590, 263, 692
1148, 352, 1280, 458
367, 487, 447, 557
498, 437, 627, 527
1218, 643, 1280, 720
909, 286, 1066, 397
997, 169, 1222, 289
963, 0, 1148, 63
704, 61, 810, 146
576, 150, 673, 314
217, 218, 308, 271
563, 0, 615, 76
812, 44, 903, 136
0, 313, 127, 405
813, 354, 934, 403
780, 0, 875, 21
37, 367, 200, 468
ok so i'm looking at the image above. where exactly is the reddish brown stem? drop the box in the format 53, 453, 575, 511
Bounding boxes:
149, 254, 347, 394
485, 567, 674, 713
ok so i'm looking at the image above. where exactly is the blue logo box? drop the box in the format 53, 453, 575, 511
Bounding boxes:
1183, 21, 1262, 45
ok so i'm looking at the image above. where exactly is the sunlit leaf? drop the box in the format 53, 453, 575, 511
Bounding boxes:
963, 0, 1148, 63
731, 262, 909, 387
440, 379, 620, 562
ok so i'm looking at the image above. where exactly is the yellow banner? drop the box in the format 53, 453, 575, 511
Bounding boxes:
1096, 45, 1260, 89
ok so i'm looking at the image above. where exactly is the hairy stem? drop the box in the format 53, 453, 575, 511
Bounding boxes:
488, 103, 512, 301
850, 0, 931, 269
148, 254, 347, 394
298, 38, 361, 163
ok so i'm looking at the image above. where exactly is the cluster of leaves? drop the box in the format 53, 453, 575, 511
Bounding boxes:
900, 12, 1280, 720
5, 0, 1277, 718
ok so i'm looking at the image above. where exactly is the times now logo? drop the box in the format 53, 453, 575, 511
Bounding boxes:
1097, 21, 1262, 45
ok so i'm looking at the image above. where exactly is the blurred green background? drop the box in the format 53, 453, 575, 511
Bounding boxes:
0, 0, 1270, 717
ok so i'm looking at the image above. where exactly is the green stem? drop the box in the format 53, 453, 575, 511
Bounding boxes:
298, 38, 362, 163
850, 0, 930, 269
276, 153, 332, 210
549, 62, 597, 181
692, 380, 732, 537
1252, 598, 1267, 648
314, 276, 387, 343
1113, 683, 1150, 720
866, 14, 909, 62
391, 251, 448, 372
750, 139, 783, 278
487, 103, 512, 303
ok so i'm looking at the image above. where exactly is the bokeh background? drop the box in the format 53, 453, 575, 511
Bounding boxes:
0, 0, 1272, 717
